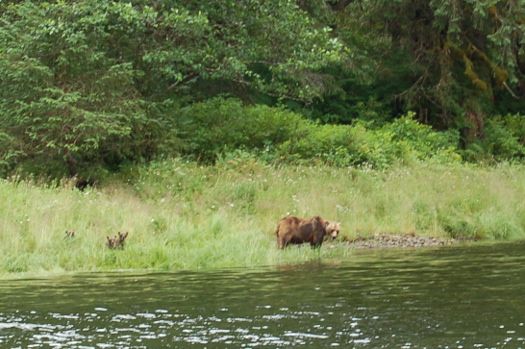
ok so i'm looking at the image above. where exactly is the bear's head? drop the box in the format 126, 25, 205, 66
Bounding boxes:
325, 221, 340, 239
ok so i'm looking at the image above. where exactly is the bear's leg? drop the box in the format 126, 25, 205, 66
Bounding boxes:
310, 241, 322, 249
277, 236, 287, 249
310, 232, 324, 249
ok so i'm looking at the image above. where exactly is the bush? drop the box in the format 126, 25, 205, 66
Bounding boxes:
177, 98, 308, 161
0, 132, 20, 177
438, 209, 523, 240
499, 114, 525, 144
0, 2, 154, 179
178, 98, 461, 168
277, 113, 461, 168
461, 114, 525, 162
385, 113, 460, 160
484, 115, 525, 160
276, 124, 355, 166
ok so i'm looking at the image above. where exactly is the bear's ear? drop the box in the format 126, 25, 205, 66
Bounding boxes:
324, 220, 330, 227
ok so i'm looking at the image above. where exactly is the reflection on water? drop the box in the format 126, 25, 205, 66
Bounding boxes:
2, 242, 525, 348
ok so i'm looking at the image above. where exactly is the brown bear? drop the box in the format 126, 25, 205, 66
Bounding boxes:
275, 216, 340, 249
106, 231, 128, 249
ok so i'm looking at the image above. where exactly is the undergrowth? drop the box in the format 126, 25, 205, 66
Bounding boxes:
1, 159, 524, 277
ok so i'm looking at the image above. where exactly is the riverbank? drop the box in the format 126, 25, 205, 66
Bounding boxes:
1, 159, 524, 277
342, 233, 459, 249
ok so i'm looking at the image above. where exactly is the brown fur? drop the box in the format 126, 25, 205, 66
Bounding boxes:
275, 216, 340, 249
106, 232, 128, 249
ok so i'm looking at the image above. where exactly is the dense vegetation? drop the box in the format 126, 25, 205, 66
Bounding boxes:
2, 0, 525, 179
3, 161, 525, 276
2, 1, 525, 276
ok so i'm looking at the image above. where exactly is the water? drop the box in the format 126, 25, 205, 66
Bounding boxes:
2, 242, 525, 348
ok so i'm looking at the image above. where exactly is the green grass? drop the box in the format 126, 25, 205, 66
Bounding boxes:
2, 158, 525, 277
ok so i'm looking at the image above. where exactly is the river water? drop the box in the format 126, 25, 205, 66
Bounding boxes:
1, 242, 525, 348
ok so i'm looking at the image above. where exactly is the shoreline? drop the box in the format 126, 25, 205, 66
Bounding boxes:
2, 162, 524, 277
341, 233, 466, 249
0, 235, 477, 280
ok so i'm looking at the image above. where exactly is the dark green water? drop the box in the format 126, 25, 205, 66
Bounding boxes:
1, 242, 525, 348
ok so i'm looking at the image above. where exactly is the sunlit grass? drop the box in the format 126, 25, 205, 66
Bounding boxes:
2, 159, 525, 277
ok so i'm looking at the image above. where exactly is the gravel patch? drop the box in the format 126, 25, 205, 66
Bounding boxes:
342, 233, 458, 249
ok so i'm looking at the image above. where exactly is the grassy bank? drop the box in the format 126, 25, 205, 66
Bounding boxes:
2, 159, 525, 277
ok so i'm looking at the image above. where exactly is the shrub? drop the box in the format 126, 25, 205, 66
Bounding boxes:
483, 115, 525, 160
276, 124, 355, 166
177, 98, 462, 168
384, 112, 460, 160
499, 114, 525, 144
177, 98, 308, 161
0, 132, 20, 177
461, 114, 525, 162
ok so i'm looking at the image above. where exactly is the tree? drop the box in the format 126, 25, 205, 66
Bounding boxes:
0, 0, 341, 176
309, 0, 525, 140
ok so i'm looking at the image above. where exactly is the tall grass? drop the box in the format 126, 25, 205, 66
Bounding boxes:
2, 158, 525, 277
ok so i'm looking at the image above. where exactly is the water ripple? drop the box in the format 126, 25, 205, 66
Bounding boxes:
1, 242, 525, 347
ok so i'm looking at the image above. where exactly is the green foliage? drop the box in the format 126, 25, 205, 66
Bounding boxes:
483, 117, 525, 160
297, 107, 460, 167
462, 114, 525, 161
438, 208, 523, 240
276, 123, 354, 166
383, 113, 461, 162
1, 0, 525, 179
304, 114, 460, 168
498, 114, 525, 145
178, 99, 461, 168
0, 1, 153, 176
0, 131, 19, 176
0, 0, 340, 178
329, 0, 525, 129
3, 161, 525, 276
176, 98, 305, 161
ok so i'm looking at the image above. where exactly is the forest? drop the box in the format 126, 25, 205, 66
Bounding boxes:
2, 0, 525, 179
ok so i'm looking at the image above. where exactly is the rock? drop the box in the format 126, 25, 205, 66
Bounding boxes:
342, 233, 456, 249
